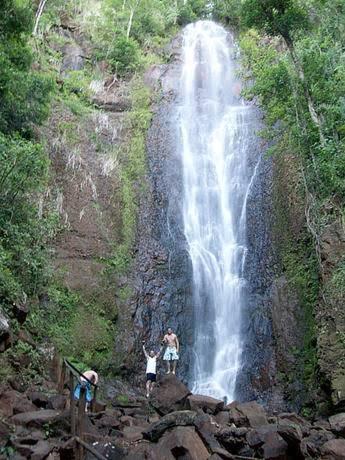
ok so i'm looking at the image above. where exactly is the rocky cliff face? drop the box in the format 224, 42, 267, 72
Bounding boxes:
317, 220, 345, 410
128, 37, 194, 383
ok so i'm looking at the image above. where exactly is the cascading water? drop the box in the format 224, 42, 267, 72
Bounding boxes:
179, 21, 260, 401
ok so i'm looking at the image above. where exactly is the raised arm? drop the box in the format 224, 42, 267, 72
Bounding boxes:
175, 336, 180, 353
142, 343, 149, 359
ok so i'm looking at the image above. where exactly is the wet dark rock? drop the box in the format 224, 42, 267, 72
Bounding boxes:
61, 44, 84, 71
123, 426, 144, 442
187, 394, 224, 414
130, 54, 193, 383
317, 220, 345, 408
143, 410, 197, 442
12, 302, 28, 324
0, 308, 11, 352
150, 375, 191, 415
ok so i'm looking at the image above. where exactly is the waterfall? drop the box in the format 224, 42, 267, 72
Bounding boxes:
179, 21, 259, 401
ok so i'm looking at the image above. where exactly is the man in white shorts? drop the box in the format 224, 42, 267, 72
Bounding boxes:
163, 327, 179, 374
142, 342, 162, 397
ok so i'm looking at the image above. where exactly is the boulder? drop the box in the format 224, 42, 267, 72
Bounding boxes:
259, 432, 289, 460
92, 95, 132, 113
194, 413, 222, 452
0, 420, 11, 445
91, 400, 106, 413
187, 394, 224, 414
150, 375, 191, 415
278, 412, 311, 436
86, 441, 124, 460
28, 391, 49, 409
12, 302, 28, 324
215, 411, 230, 426
47, 394, 67, 411
300, 429, 335, 458
153, 426, 209, 460
320, 439, 345, 460
329, 412, 345, 436
313, 419, 331, 431
210, 448, 234, 459
10, 409, 64, 428
0, 308, 11, 352
227, 401, 268, 428
122, 426, 144, 442
0, 390, 37, 417
11, 438, 52, 460
143, 410, 197, 442
216, 426, 248, 453
277, 422, 303, 448
120, 415, 134, 427
125, 442, 161, 460
246, 425, 279, 448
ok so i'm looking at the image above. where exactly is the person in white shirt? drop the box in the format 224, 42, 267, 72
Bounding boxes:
142, 341, 162, 398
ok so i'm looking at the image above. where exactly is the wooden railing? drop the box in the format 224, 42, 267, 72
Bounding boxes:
59, 359, 106, 460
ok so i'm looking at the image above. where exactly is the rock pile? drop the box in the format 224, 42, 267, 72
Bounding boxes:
1, 375, 345, 459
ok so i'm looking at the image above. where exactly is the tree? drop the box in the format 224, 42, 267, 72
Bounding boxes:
241, 0, 325, 145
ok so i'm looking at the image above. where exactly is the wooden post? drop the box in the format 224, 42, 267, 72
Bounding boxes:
69, 371, 76, 437
91, 386, 97, 413
76, 386, 86, 460
58, 360, 66, 393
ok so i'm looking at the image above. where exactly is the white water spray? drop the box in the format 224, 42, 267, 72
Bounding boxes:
179, 21, 259, 401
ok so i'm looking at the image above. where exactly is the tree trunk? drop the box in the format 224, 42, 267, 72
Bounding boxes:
126, 8, 134, 38
33, 0, 48, 36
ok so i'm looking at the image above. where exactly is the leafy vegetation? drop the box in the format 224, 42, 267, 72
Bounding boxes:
0, 1, 55, 315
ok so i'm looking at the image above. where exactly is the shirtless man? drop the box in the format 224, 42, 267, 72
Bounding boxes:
74, 369, 98, 412
163, 328, 179, 374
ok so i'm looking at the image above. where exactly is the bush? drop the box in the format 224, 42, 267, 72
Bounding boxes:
107, 36, 142, 76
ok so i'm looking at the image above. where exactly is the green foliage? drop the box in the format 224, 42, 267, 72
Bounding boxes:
0, 0, 53, 135
26, 284, 115, 372
177, 0, 210, 25
93, 0, 209, 75
0, 135, 57, 311
212, 0, 242, 28
107, 36, 142, 76
240, 0, 309, 41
